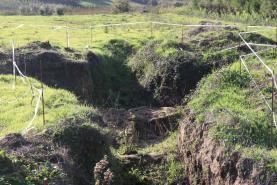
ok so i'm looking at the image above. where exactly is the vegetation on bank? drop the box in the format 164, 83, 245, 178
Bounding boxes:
0, 150, 65, 185
189, 0, 276, 18
188, 49, 277, 170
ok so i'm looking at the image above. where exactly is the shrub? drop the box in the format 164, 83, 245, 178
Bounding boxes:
56, 7, 65, 15
103, 39, 134, 59
112, 0, 131, 13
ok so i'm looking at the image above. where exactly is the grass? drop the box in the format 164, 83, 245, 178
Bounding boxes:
0, 149, 65, 185
112, 131, 185, 185
0, 75, 92, 137
0, 13, 275, 52
188, 48, 277, 170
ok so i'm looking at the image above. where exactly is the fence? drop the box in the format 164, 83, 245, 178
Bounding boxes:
238, 31, 277, 134
10, 41, 45, 134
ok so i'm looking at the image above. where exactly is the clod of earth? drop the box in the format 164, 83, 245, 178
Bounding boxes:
103, 106, 179, 145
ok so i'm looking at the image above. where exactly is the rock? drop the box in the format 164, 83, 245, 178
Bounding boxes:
121, 152, 164, 166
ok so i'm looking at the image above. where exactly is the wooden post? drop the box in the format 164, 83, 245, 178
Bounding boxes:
12, 41, 16, 89
275, 25, 277, 55
238, 40, 239, 75
24, 55, 27, 75
150, 22, 153, 37
90, 26, 92, 47
66, 26, 69, 48
40, 60, 46, 126
271, 70, 274, 147
181, 26, 184, 43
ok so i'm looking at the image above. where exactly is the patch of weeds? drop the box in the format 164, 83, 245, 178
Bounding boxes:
221, 70, 251, 88
126, 168, 150, 185
0, 150, 64, 185
117, 144, 138, 155
103, 39, 134, 60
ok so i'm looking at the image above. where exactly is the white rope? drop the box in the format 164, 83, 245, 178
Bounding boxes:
239, 32, 273, 75
22, 89, 42, 134
248, 43, 276, 48
247, 25, 277, 29
239, 32, 277, 129
240, 56, 272, 111
241, 48, 274, 60
7, 21, 277, 31
90, 22, 148, 28
15, 24, 24, 29
152, 21, 236, 28
10, 41, 43, 134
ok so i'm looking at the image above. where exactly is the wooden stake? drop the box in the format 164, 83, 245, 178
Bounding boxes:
40, 60, 46, 126
239, 39, 241, 75
150, 22, 153, 37
271, 70, 274, 147
90, 27, 92, 47
12, 41, 17, 89
66, 26, 69, 48
275, 25, 277, 54
181, 26, 184, 43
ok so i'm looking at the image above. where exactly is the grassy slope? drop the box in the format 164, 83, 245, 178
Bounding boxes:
0, 75, 92, 137
188, 49, 277, 170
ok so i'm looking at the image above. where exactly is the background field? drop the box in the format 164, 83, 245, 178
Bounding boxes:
0, 14, 276, 53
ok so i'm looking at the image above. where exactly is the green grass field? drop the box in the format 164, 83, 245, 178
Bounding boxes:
0, 14, 275, 52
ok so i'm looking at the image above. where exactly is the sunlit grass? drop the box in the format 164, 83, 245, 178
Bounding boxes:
0, 14, 275, 52
0, 75, 92, 137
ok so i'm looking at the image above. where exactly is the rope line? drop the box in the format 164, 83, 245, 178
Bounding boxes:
239, 32, 277, 129
7, 21, 277, 31
240, 56, 272, 111
11, 41, 43, 134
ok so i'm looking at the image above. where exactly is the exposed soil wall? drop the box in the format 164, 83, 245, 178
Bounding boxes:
0, 41, 151, 107
178, 115, 277, 185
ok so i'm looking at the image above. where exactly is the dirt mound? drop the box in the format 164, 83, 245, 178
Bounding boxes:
23, 41, 54, 50
0, 41, 95, 102
178, 115, 277, 185
129, 40, 210, 106
103, 106, 179, 145
129, 28, 276, 107
0, 125, 111, 185
0, 133, 30, 150
0, 41, 152, 107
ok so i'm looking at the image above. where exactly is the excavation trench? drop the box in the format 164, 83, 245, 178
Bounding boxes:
0, 24, 276, 185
